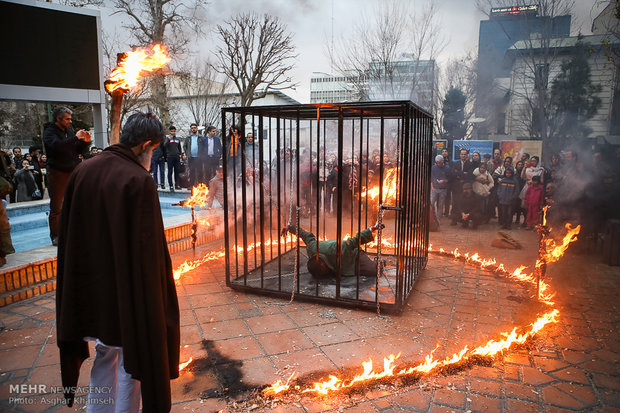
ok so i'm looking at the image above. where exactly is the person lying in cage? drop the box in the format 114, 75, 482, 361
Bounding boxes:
281, 222, 384, 279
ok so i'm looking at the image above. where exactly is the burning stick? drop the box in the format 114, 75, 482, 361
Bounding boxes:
104, 44, 171, 144
173, 184, 210, 259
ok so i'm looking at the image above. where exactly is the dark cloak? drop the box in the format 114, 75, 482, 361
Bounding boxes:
56, 144, 180, 412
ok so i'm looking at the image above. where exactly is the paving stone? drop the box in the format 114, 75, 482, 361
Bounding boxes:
432, 388, 467, 409
467, 393, 501, 412
391, 388, 432, 410
257, 329, 314, 356
521, 366, 555, 386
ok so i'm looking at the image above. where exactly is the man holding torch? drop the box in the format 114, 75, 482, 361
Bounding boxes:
56, 112, 180, 412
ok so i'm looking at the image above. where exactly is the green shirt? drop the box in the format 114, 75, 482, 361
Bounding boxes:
290, 226, 375, 276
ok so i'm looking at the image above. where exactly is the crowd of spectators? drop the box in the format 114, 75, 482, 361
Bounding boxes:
431, 146, 620, 240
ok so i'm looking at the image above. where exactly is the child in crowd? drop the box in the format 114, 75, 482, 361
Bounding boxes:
496, 167, 519, 230
524, 175, 545, 229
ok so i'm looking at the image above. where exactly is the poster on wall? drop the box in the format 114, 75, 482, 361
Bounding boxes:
499, 141, 543, 162
432, 140, 448, 156
452, 140, 493, 162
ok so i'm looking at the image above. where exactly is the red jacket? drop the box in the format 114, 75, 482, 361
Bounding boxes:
525, 183, 545, 209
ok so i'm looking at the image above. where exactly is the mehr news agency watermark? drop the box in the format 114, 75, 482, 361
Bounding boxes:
8, 383, 114, 406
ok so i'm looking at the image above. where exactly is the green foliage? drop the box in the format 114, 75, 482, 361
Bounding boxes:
549, 39, 602, 138
441, 87, 467, 140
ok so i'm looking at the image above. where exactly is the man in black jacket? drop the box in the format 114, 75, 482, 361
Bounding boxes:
203, 125, 222, 185
43, 106, 90, 245
56, 111, 180, 412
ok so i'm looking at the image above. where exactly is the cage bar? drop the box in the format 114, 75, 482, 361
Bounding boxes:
222, 101, 432, 312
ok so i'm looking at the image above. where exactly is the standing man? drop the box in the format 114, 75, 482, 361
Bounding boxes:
151, 136, 166, 189
56, 111, 180, 412
43, 106, 90, 246
431, 155, 450, 219
203, 125, 222, 186
164, 126, 183, 190
244, 132, 259, 169
183, 123, 205, 186
451, 148, 474, 226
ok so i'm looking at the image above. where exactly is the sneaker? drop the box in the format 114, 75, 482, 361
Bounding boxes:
175, 186, 182, 190
160, 184, 165, 189
170, 187, 175, 192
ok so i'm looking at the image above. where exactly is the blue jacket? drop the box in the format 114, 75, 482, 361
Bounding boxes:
431, 163, 450, 189
497, 175, 520, 205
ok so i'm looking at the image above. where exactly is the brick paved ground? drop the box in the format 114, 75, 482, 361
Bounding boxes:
0, 219, 618, 412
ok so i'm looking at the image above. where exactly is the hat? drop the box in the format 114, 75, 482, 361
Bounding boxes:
435, 155, 444, 163
463, 183, 473, 190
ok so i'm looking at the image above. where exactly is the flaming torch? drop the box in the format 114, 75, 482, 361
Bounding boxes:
104, 44, 171, 144
173, 184, 210, 258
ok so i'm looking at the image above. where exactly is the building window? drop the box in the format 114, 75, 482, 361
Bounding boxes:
534, 64, 549, 89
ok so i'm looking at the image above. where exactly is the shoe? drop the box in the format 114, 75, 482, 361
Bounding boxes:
175, 186, 182, 190
170, 187, 175, 192
160, 184, 165, 189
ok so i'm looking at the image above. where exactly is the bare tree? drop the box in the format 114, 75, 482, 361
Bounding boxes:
215, 12, 297, 107
170, 59, 234, 127
329, 0, 444, 111
437, 53, 478, 137
111, 0, 208, 126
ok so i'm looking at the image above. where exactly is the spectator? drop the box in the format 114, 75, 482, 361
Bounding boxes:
450, 148, 474, 226
38, 154, 48, 189
14, 160, 40, 202
497, 167, 520, 230
0, 199, 14, 267
183, 123, 206, 186
203, 125, 222, 185
87, 146, 99, 158
43, 106, 90, 245
430, 155, 450, 219
519, 156, 544, 217
12, 147, 24, 170
513, 160, 526, 226
441, 147, 452, 216
151, 135, 166, 189
244, 132, 259, 169
227, 126, 242, 178
488, 148, 503, 174
493, 156, 513, 183
471, 151, 481, 170
164, 126, 183, 190
524, 175, 545, 229
452, 182, 483, 229
206, 167, 224, 209
472, 162, 494, 222
545, 153, 561, 183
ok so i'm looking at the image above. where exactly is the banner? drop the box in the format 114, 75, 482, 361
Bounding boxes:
432, 140, 447, 156
499, 141, 543, 162
452, 140, 493, 162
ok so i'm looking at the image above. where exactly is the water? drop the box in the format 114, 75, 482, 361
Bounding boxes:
7, 191, 193, 253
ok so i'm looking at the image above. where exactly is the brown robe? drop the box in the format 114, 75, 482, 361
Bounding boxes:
56, 144, 180, 412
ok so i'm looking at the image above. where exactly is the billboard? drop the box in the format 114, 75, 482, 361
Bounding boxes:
452, 140, 494, 162
432, 140, 447, 156
499, 141, 543, 162
0, 1, 100, 90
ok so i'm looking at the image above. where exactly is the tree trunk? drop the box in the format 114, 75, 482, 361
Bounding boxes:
152, 73, 170, 127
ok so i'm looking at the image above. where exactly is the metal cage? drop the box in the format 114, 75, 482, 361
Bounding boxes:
221, 101, 432, 312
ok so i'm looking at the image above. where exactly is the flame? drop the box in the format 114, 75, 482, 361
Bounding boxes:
178, 357, 193, 372
361, 167, 399, 205
539, 223, 581, 266
182, 184, 210, 208
260, 224, 579, 398
105, 44, 171, 93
